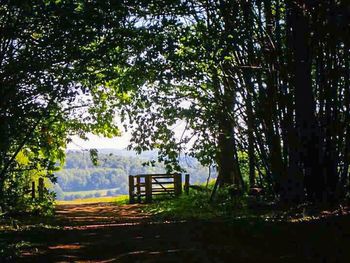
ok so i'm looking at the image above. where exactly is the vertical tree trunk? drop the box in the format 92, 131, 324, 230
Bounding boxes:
216, 125, 235, 186
241, 0, 256, 188
340, 46, 350, 196
215, 80, 242, 188
213, 1, 244, 190
262, 0, 285, 198
289, 2, 324, 202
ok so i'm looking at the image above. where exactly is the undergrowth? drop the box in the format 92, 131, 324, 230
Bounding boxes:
144, 184, 350, 223
0, 240, 33, 261
143, 186, 256, 220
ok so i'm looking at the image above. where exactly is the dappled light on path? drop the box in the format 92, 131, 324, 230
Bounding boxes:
11, 202, 350, 262
48, 244, 83, 250
55, 203, 151, 226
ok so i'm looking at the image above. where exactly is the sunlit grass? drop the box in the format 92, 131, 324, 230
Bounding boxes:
143, 182, 224, 220
61, 188, 120, 197
144, 192, 217, 220
56, 195, 129, 205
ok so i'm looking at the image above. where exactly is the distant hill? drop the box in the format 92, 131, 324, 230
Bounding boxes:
53, 150, 216, 200
67, 148, 159, 159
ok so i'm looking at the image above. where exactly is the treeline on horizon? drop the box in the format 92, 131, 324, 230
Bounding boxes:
53, 151, 215, 200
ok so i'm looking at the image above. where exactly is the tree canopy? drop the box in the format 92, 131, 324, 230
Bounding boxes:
117, 0, 349, 204
0, 0, 349, 213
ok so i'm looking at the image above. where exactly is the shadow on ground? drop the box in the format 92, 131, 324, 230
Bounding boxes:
2, 202, 350, 262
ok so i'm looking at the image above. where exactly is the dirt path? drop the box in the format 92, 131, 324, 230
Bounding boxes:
4, 202, 350, 262
15, 203, 216, 262
55, 202, 152, 226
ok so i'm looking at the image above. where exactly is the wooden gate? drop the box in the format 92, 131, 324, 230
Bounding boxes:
128, 173, 187, 203
24, 178, 45, 200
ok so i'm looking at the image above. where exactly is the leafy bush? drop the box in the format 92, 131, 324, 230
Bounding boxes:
145, 189, 214, 220
1, 172, 55, 216
144, 182, 252, 220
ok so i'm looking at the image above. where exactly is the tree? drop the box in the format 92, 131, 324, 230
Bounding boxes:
116, 0, 350, 204
1, 0, 349, 210
122, 0, 249, 190
0, 0, 139, 211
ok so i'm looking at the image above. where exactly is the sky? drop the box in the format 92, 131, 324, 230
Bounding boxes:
67, 132, 132, 150
66, 120, 192, 151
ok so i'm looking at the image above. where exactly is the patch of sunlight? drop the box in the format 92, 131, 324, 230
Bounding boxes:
56, 195, 129, 205
48, 244, 83, 250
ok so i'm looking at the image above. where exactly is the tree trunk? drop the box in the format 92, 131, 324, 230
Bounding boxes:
216, 123, 235, 186
241, 0, 256, 188
289, 2, 324, 202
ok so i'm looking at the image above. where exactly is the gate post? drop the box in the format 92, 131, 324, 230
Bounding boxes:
174, 173, 182, 196
31, 181, 36, 199
38, 178, 44, 200
129, 175, 135, 204
184, 174, 190, 195
145, 175, 152, 203
136, 176, 141, 203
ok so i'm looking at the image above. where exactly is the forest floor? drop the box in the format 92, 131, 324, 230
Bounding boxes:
1, 201, 350, 262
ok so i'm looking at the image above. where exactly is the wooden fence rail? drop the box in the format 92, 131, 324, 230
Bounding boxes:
25, 178, 45, 200
129, 173, 190, 203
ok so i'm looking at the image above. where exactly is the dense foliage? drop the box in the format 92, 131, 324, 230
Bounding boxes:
1, 0, 349, 214
117, 0, 350, 204
0, 0, 145, 213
